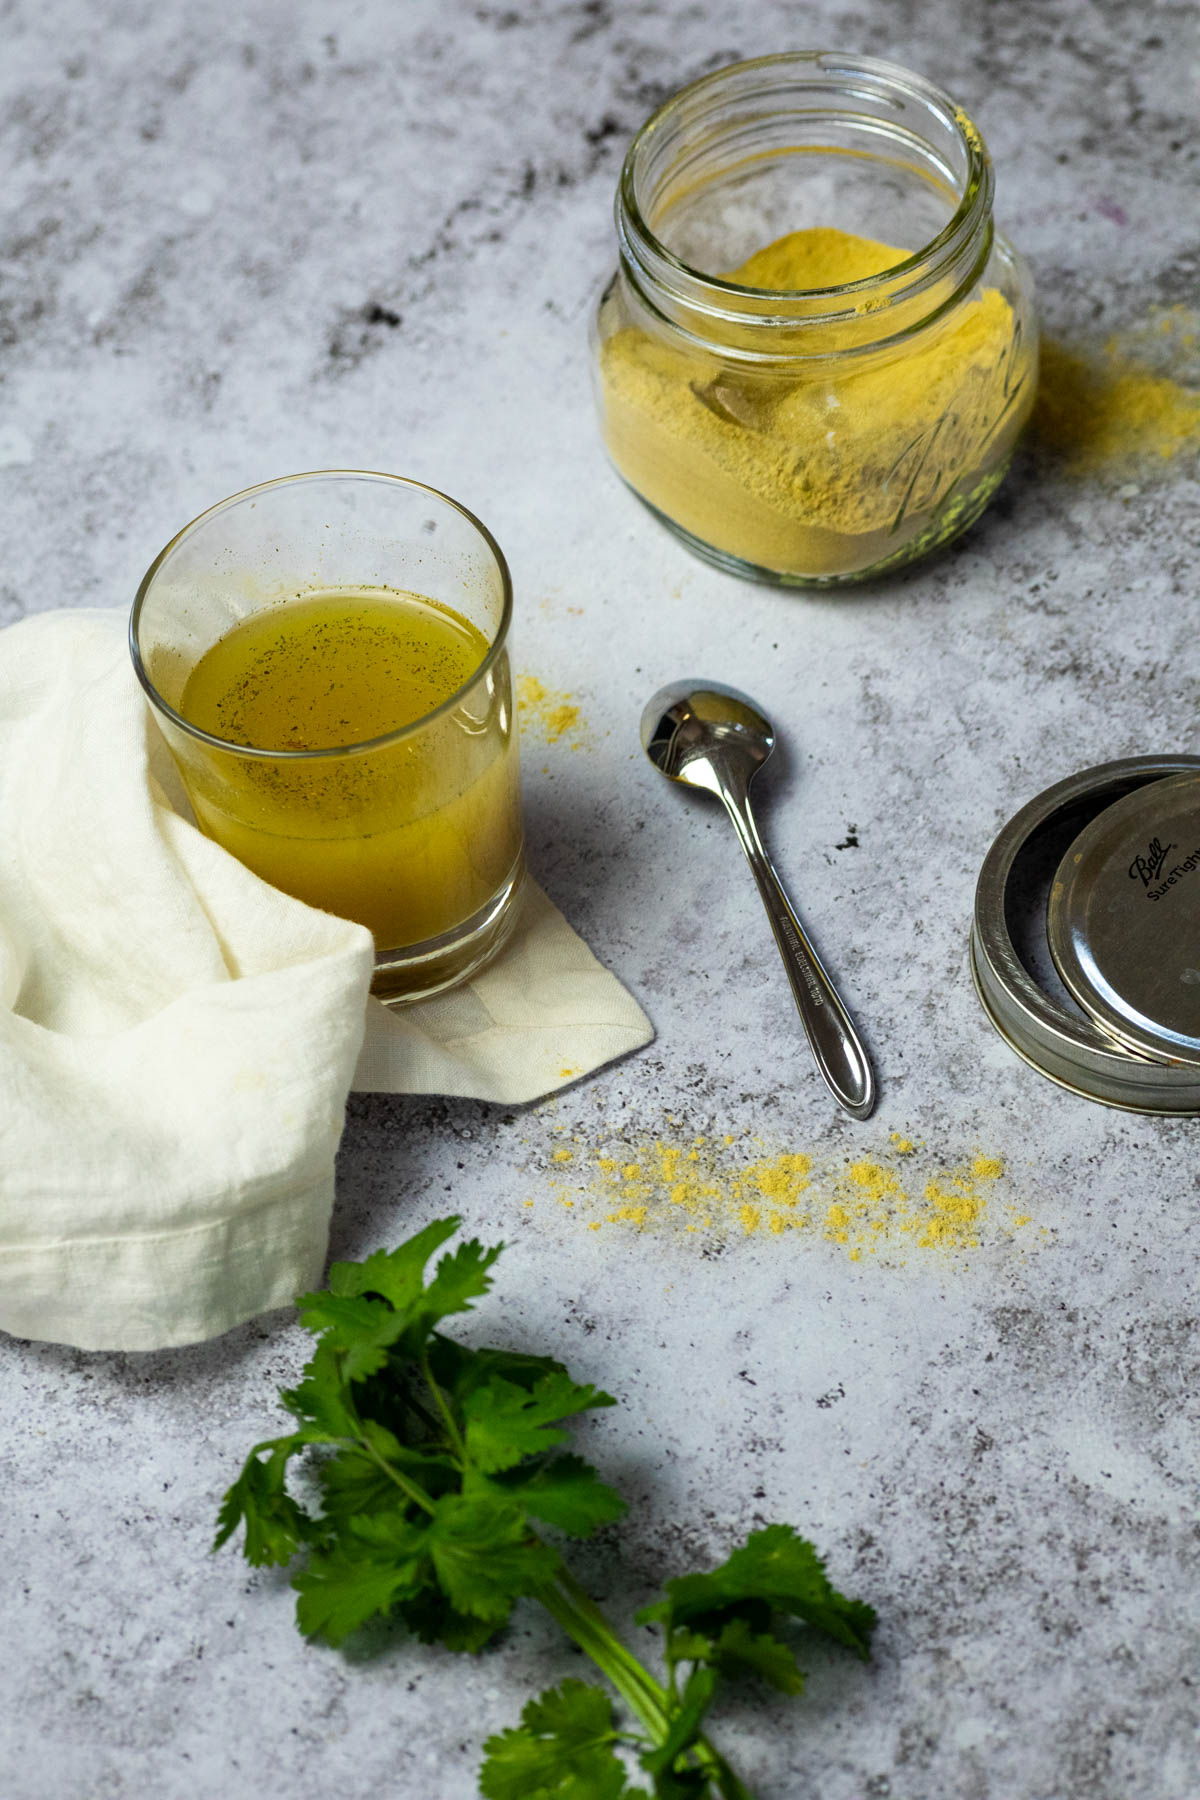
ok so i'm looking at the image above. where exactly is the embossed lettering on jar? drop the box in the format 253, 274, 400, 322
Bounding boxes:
591, 53, 1038, 587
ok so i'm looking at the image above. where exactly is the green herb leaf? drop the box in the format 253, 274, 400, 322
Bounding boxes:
279, 1340, 361, 1439
292, 1292, 407, 1382
480, 1679, 635, 1800
324, 1220, 503, 1358
707, 1617, 805, 1694
639, 1524, 874, 1661
316, 1443, 458, 1523
420, 1237, 506, 1324
662, 1627, 713, 1664
292, 1516, 430, 1644
469, 1453, 627, 1538
424, 1494, 561, 1621
327, 1216, 462, 1306
429, 1334, 569, 1406
464, 1372, 616, 1475
314, 1447, 398, 1522
212, 1437, 313, 1565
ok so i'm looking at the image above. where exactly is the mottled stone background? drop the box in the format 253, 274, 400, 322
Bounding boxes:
2, 1, 1198, 1796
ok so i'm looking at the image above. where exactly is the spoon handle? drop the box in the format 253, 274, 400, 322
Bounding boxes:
718, 780, 876, 1120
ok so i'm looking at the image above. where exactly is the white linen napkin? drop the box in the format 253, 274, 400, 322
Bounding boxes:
0, 609, 652, 1351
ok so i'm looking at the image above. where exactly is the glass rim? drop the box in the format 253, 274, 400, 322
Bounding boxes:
129, 469, 514, 763
618, 50, 993, 315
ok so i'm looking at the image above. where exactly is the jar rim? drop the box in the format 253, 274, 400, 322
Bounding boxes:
617, 50, 993, 322
129, 469, 514, 763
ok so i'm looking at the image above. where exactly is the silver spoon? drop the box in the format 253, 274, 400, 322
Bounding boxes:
641, 679, 876, 1120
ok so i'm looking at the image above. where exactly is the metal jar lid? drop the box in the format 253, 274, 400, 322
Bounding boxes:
970, 755, 1200, 1113
1047, 771, 1200, 1067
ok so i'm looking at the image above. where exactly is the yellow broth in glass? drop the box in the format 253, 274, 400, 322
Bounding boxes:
175, 589, 520, 950
131, 472, 524, 1003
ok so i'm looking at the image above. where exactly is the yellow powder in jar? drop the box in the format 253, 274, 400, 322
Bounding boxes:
728, 225, 902, 291
599, 226, 1029, 579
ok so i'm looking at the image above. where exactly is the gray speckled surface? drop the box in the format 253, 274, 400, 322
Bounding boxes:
3, 2, 1199, 1796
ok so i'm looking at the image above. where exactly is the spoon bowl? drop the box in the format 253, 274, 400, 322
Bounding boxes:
641, 681, 776, 787
640, 679, 876, 1120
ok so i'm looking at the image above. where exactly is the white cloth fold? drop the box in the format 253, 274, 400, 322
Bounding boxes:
0, 609, 652, 1351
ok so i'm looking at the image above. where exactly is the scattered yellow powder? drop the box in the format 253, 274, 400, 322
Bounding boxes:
517, 674, 584, 745
740, 1152, 812, 1207
814, 1155, 1006, 1255
825, 1202, 852, 1243
1034, 316, 1200, 474
536, 1133, 1028, 1264
846, 1160, 904, 1203
917, 1180, 982, 1249
599, 226, 1032, 579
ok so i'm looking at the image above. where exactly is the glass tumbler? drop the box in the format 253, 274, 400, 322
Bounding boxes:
130, 471, 525, 1004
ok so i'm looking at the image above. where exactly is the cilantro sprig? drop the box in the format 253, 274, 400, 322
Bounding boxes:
215, 1216, 875, 1798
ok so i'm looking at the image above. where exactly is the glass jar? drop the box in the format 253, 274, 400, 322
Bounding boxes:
590, 52, 1038, 587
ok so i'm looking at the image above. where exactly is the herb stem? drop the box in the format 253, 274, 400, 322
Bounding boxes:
331, 1369, 438, 1516
349, 1418, 437, 1517
540, 1569, 753, 1795
554, 1567, 672, 1713
420, 1349, 469, 1463
535, 1574, 670, 1739
361, 1439, 436, 1514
